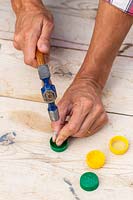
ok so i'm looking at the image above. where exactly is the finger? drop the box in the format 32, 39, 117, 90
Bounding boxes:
51, 100, 71, 142
23, 30, 41, 67
52, 120, 69, 142
73, 104, 103, 138
52, 131, 59, 143
13, 34, 24, 50
52, 120, 65, 143
88, 112, 108, 135
56, 101, 93, 146
78, 112, 108, 138
37, 20, 54, 54
13, 40, 21, 50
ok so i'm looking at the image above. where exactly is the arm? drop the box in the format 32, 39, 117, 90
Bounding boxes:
52, 0, 133, 146
76, 0, 133, 89
11, 0, 54, 67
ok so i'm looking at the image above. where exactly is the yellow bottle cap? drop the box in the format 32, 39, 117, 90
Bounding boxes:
109, 135, 129, 155
86, 150, 105, 169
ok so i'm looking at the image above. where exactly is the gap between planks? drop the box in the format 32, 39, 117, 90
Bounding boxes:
0, 37, 132, 58
0, 95, 133, 118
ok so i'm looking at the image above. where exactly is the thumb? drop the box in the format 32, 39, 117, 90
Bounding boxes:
37, 20, 54, 54
51, 111, 67, 142
51, 100, 70, 142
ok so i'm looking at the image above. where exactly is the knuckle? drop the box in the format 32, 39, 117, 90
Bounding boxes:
44, 13, 54, 30
47, 20, 54, 29
68, 124, 77, 133
14, 34, 21, 43
84, 99, 93, 109
24, 32, 30, 41
24, 57, 33, 65
86, 101, 93, 109
96, 104, 103, 113
58, 99, 69, 111
47, 12, 54, 23
13, 41, 20, 50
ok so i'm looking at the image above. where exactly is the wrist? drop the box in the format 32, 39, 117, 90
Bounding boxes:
73, 75, 103, 95
75, 63, 111, 91
76, 51, 113, 90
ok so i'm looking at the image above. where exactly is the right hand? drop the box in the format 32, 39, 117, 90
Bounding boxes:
13, 3, 54, 67
52, 77, 108, 146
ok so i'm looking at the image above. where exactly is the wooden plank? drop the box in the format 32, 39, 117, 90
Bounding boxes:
0, 39, 133, 115
45, 0, 99, 18
119, 43, 133, 57
0, 0, 132, 51
0, 96, 133, 200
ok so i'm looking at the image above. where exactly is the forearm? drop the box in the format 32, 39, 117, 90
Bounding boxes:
11, 0, 44, 14
76, 0, 133, 89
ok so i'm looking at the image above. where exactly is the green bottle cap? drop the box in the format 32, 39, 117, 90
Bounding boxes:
80, 172, 99, 191
50, 137, 68, 152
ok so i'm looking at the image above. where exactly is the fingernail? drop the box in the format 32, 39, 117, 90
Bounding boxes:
39, 44, 49, 52
52, 131, 58, 142
56, 140, 63, 146
52, 135, 56, 142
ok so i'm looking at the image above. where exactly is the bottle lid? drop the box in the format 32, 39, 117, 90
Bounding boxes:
109, 135, 129, 155
80, 172, 99, 191
86, 150, 105, 169
50, 137, 68, 152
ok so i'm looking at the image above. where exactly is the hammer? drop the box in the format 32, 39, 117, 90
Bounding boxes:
36, 50, 59, 139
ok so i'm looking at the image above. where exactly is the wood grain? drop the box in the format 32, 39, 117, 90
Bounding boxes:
0, 39, 133, 115
0, 97, 133, 200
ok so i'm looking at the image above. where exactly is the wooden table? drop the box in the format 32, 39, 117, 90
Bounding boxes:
0, 1, 133, 199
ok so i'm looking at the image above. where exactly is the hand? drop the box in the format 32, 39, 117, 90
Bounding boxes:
52, 77, 108, 146
13, 3, 54, 67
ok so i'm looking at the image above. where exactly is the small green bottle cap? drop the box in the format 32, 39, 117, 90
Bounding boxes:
50, 137, 68, 152
80, 172, 99, 191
